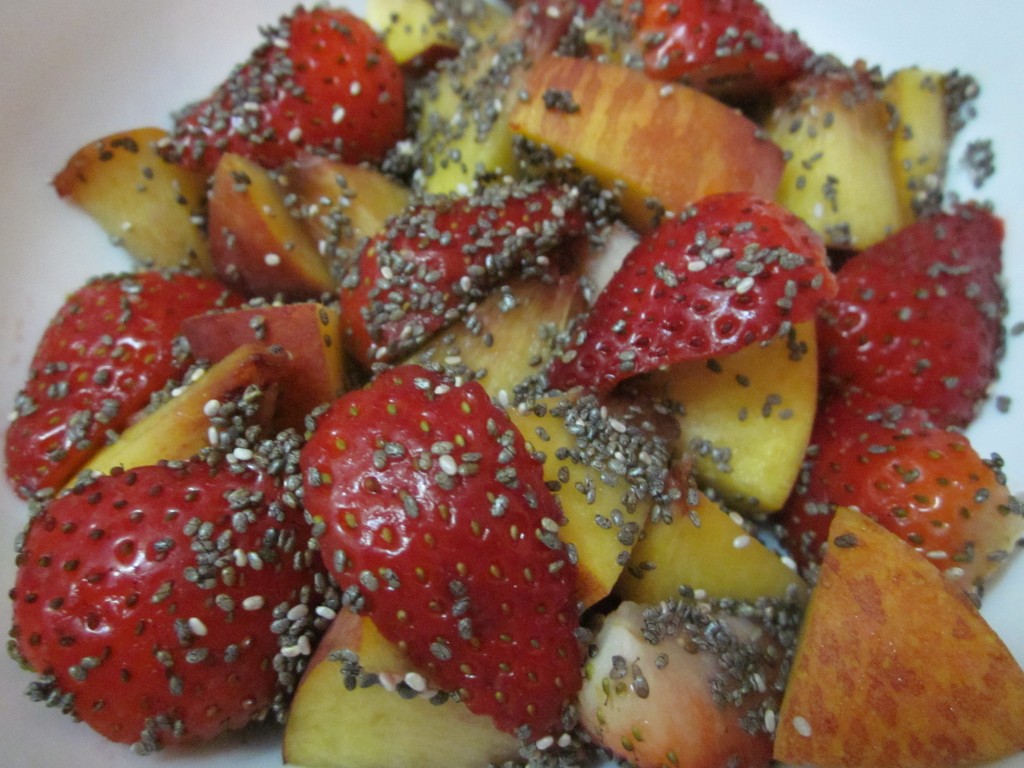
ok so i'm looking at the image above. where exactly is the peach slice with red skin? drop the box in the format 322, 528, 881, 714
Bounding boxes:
182, 302, 344, 433
578, 599, 788, 768
208, 152, 334, 301
53, 126, 212, 272
774, 507, 1024, 768
509, 55, 784, 231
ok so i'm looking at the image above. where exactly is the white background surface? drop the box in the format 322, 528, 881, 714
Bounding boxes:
0, 2, 1021, 767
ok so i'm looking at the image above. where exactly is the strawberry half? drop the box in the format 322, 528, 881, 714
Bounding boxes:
300, 364, 582, 738
632, 0, 813, 99
5, 271, 242, 498
779, 388, 1024, 593
338, 182, 587, 368
9, 458, 323, 752
165, 7, 405, 174
547, 191, 835, 393
818, 205, 1006, 429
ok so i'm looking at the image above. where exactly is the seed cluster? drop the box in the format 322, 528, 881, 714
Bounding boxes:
515, 392, 675, 569
638, 593, 803, 736
410, 17, 527, 187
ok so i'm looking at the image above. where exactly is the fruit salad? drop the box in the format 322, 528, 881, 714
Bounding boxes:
1, 1, 1023, 768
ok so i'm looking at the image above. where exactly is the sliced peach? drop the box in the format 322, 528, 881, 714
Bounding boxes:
366, 0, 509, 67
283, 611, 520, 768
766, 62, 903, 250
882, 67, 954, 221
641, 321, 818, 515
578, 600, 784, 768
509, 55, 783, 231
774, 507, 1024, 768
286, 155, 410, 259
409, 274, 585, 399
617, 483, 806, 604
182, 302, 344, 432
72, 343, 285, 480
53, 127, 212, 272
208, 153, 333, 301
506, 393, 671, 607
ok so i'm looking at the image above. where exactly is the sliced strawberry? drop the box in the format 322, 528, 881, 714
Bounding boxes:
338, 182, 587, 368
9, 457, 324, 752
299, 364, 582, 738
547, 192, 834, 394
818, 205, 1006, 429
5, 271, 242, 498
164, 7, 405, 174
632, 0, 813, 99
779, 388, 1024, 593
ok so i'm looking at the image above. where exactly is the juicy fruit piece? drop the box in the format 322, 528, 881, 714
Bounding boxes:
780, 388, 1024, 593
631, 0, 813, 100
774, 507, 1024, 768
818, 206, 1005, 429
509, 55, 784, 231
9, 459, 320, 751
5, 271, 242, 498
339, 182, 586, 368
299, 365, 582, 737
578, 599, 790, 768
618, 481, 806, 604
183, 302, 345, 432
642, 320, 818, 514
53, 127, 213, 273
208, 153, 334, 301
766, 61, 904, 250
165, 7, 405, 174
409, 274, 586, 399
883, 67, 955, 221
506, 393, 671, 607
283, 611, 520, 768
73, 343, 285, 479
286, 155, 411, 261
547, 192, 835, 394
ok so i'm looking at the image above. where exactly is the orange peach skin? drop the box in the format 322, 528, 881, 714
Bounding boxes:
774, 507, 1024, 768
509, 56, 783, 231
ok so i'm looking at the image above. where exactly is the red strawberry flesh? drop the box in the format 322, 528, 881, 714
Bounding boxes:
300, 364, 582, 738
9, 459, 322, 751
818, 205, 1006, 428
5, 271, 242, 498
780, 388, 1023, 592
165, 7, 405, 174
339, 183, 587, 368
548, 191, 834, 393
635, 0, 813, 98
